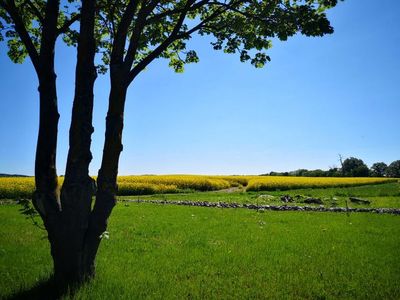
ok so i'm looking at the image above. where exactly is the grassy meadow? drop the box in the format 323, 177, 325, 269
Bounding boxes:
130, 182, 400, 209
1, 203, 400, 299
0, 176, 399, 299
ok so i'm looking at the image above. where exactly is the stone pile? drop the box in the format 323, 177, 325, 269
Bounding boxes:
122, 199, 400, 215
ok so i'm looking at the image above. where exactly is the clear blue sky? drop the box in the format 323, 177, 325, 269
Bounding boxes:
0, 1, 399, 175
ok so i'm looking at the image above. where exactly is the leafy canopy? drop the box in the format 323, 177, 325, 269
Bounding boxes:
386, 160, 400, 178
1, 0, 339, 78
0, 0, 79, 66
370, 162, 387, 177
342, 157, 370, 177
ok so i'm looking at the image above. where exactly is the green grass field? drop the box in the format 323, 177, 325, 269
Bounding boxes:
122, 182, 400, 209
1, 181, 399, 299
1, 201, 400, 299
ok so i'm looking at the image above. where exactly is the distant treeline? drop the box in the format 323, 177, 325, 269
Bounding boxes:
262, 158, 400, 178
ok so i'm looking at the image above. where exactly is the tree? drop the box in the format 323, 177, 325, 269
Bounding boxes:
290, 169, 309, 176
326, 167, 341, 177
302, 169, 326, 177
342, 157, 370, 177
1, 0, 339, 288
386, 160, 400, 178
370, 162, 387, 177
0, 0, 90, 285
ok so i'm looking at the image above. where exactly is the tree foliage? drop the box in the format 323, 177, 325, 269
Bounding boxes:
370, 162, 387, 177
2, 1, 339, 74
91, 0, 339, 78
386, 160, 400, 178
0, 0, 80, 72
342, 157, 369, 177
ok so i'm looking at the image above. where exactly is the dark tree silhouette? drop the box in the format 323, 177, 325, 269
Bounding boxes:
370, 162, 387, 177
0, 0, 339, 288
342, 157, 370, 177
386, 160, 400, 178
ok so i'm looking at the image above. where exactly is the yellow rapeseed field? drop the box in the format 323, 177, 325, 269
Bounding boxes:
245, 176, 397, 191
0, 177, 36, 199
0, 175, 396, 199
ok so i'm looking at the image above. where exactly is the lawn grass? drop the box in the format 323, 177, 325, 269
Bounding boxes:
1, 203, 399, 299
120, 182, 400, 209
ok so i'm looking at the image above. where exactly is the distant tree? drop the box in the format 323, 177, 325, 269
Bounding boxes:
386, 160, 400, 178
304, 169, 326, 177
326, 167, 341, 177
289, 169, 308, 176
342, 157, 369, 177
269, 171, 283, 176
370, 162, 387, 177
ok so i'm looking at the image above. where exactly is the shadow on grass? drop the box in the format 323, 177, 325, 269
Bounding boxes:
5, 276, 79, 300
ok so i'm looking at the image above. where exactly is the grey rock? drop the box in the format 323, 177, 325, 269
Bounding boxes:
349, 197, 371, 205
304, 197, 323, 205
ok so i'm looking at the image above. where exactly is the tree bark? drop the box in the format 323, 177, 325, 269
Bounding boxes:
54, 0, 97, 284
32, 73, 62, 279
30, 0, 63, 286
32, 0, 60, 213
85, 69, 128, 268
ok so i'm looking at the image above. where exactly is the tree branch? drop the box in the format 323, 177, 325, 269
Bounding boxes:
147, 0, 209, 24
98, 11, 114, 38
123, 0, 159, 71
106, 0, 117, 38
125, 0, 247, 83
0, 0, 40, 73
39, 0, 60, 62
127, 0, 196, 84
23, 0, 45, 24
57, 13, 80, 36
176, 0, 246, 39
208, 1, 267, 23
110, 0, 140, 65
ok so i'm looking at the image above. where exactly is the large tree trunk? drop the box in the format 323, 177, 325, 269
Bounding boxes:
29, 0, 63, 286
31, 0, 98, 287
32, 72, 62, 276
54, 0, 97, 285
32, 0, 60, 212
85, 71, 128, 268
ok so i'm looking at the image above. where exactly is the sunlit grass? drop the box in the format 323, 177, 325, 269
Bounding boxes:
120, 182, 400, 208
1, 203, 399, 299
